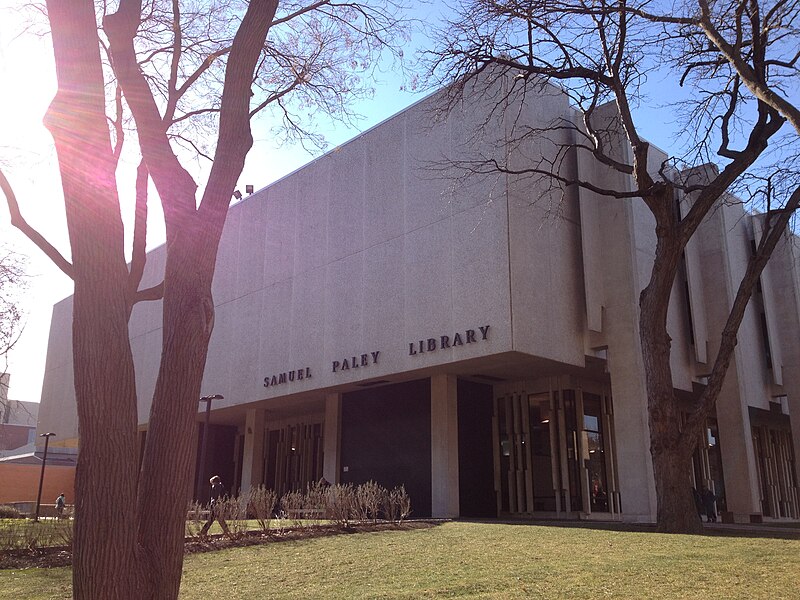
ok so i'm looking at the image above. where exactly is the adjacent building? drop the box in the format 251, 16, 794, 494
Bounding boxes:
0, 374, 38, 454
0, 373, 76, 506
36, 79, 799, 523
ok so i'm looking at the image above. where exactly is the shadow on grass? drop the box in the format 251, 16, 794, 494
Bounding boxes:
457, 517, 800, 541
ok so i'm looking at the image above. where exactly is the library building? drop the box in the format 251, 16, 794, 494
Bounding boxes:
37, 81, 800, 523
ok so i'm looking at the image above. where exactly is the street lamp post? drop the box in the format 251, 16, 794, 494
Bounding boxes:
34, 432, 56, 522
196, 394, 224, 502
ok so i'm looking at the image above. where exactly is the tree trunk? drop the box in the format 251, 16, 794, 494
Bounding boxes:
135, 229, 218, 599
651, 441, 701, 532
72, 270, 140, 597
44, 0, 141, 596
637, 193, 704, 534
640, 278, 704, 534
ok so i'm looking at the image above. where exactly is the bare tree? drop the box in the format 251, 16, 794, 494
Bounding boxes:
1, 0, 406, 597
0, 246, 26, 371
0, 247, 28, 454
427, 0, 799, 532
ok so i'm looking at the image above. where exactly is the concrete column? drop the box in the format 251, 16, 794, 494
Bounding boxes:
323, 393, 341, 484
239, 408, 266, 496
715, 366, 762, 520
600, 195, 658, 523
605, 346, 657, 522
431, 374, 459, 518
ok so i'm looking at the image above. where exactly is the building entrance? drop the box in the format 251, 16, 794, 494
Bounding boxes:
263, 421, 324, 498
752, 424, 799, 519
493, 378, 619, 518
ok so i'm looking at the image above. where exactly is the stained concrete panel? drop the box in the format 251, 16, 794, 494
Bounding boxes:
328, 143, 366, 262
131, 328, 162, 424
293, 160, 331, 274
212, 206, 242, 305
234, 193, 268, 297
362, 237, 405, 354
363, 117, 406, 248
264, 177, 298, 287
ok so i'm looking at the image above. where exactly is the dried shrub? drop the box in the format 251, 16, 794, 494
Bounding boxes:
0, 505, 22, 519
355, 481, 386, 523
185, 501, 206, 538
0, 520, 23, 551
216, 496, 248, 540
0, 518, 75, 551
248, 485, 277, 532
280, 490, 305, 527
48, 517, 73, 548
273, 510, 290, 535
386, 485, 412, 523
325, 483, 357, 529
303, 481, 328, 526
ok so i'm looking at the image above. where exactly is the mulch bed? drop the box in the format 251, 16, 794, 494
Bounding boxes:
0, 521, 437, 570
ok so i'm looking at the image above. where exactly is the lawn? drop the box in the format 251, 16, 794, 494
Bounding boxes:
2, 521, 799, 599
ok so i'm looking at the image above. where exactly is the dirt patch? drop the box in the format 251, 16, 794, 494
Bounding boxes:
0, 520, 438, 570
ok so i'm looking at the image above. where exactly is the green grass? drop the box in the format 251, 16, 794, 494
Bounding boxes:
2, 521, 799, 599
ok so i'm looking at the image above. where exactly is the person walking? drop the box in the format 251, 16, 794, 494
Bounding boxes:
200, 475, 230, 536
55, 493, 66, 518
702, 487, 717, 523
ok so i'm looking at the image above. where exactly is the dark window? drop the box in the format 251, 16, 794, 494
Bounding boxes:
759, 312, 773, 370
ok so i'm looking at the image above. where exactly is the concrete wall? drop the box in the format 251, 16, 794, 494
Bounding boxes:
690, 198, 784, 518
505, 85, 586, 367
37, 297, 79, 445
762, 230, 800, 485
198, 90, 516, 414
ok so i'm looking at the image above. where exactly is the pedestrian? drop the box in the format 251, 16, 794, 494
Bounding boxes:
702, 487, 717, 523
55, 493, 66, 518
200, 475, 230, 536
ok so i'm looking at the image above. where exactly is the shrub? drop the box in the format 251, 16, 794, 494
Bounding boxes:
325, 483, 357, 529
280, 490, 305, 527
248, 485, 277, 532
0, 505, 22, 519
216, 496, 248, 540
0, 520, 23, 551
47, 517, 73, 548
355, 481, 386, 523
0, 518, 74, 551
385, 485, 412, 523
273, 509, 290, 535
186, 501, 206, 538
303, 481, 328, 526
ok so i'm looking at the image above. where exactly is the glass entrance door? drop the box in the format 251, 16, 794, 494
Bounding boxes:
583, 393, 609, 512
263, 421, 324, 497
493, 380, 618, 518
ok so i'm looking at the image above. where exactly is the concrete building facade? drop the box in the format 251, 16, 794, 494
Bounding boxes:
36, 81, 799, 523
0, 374, 39, 454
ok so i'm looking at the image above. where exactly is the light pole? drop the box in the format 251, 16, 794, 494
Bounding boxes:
34, 432, 56, 522
196, 394, 224, 502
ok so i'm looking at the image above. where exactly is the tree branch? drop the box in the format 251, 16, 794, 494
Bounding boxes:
199, 0, 280, 222
128, 160, 149, 299
132, 281, 164, 304
105, 0, 198, 236
0, 169, 74, 279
